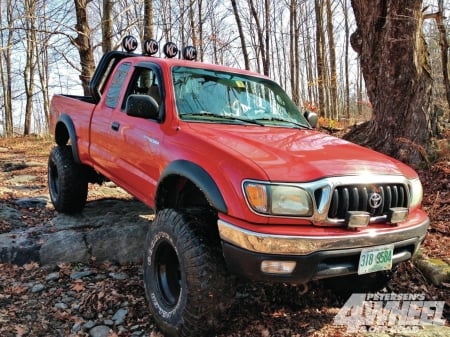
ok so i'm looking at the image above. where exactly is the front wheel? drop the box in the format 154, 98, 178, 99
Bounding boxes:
143, 209, 234, 337
48, 145, 88, 214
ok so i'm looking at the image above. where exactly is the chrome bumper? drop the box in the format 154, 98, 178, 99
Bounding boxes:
218, 217, 430, 256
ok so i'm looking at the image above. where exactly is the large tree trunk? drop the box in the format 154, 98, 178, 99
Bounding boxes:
102, 0, 113, 53
72, 0, 95, 96
346, 0, 432, 167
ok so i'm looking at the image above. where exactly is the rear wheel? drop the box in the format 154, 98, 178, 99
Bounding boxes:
48, 145, 88, 214
143, 208, 234, 337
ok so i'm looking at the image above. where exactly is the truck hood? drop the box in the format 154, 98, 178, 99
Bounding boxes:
187, 124, 416, 181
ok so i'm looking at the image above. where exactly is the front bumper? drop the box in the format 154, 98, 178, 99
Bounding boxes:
218, 216, 430, 283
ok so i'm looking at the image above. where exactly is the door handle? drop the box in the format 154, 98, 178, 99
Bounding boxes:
111, 121, 120, 131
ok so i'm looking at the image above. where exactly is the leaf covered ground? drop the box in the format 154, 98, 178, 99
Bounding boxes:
0, 136, 449, 336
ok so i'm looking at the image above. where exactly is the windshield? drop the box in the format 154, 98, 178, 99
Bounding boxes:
172, 67, 310, 128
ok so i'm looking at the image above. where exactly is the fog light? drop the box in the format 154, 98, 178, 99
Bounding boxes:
389, 207, 408, 224
346, 211, 370, 228
261, 260, 296, 274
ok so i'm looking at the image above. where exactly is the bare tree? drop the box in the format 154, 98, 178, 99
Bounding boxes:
231, 0, 250, 70
346, 0, 432, 166
23, 0, 37, 135
0, 0, 14, 136
315, 0, 327, 118
143, 0, 154, 41
102, 0, 113, 53
72, 0, 95, 95
424, 0, 450, 122
248, 0, 270, 75
326, 0, 337, 120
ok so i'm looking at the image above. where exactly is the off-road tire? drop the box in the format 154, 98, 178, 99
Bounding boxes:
48, 145, 88, 214
143, 208, 234, 337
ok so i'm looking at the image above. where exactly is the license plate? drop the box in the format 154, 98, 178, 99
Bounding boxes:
358, 244, 394, 275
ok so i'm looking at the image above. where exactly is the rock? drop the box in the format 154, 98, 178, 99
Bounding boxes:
55, 302, 68, 310
0, 232, 40, 265
15, 196, 48, 208
71, 322, 82, 333
415, 256, 450, 286
31, 283, 45, 293
70, 269, 93, 280
109, 272, 129, 280
0, 205, 22, 227
87, 222, 148, 264
83, 320, 96, 330
2, 161, 27, 172
45, 272, 60, 281
89, 325, 111, 337
112, 308, 128, 325
6, 174, 37, 185
39, 230, 90, 266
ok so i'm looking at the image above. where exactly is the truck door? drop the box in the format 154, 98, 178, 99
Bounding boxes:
90, 62, 133, 176
107, 64, 164, 205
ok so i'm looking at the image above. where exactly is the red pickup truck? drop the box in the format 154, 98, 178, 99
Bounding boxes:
48, 36, 429, 336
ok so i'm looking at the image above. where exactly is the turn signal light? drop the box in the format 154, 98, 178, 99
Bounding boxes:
261, 260, 296, 274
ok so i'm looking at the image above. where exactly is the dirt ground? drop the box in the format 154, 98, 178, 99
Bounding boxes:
0, 136, 449, 337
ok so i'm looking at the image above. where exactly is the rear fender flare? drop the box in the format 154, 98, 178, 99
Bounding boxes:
54, 114, 81, 164
157, 160, 227, 214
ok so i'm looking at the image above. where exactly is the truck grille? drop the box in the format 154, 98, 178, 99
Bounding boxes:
328, 184, 408, 220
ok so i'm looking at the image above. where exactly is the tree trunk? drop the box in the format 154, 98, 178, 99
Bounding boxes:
0, 0, 14, 136
326, 0, 337, 120
424, 0, 450, 123
289, 0, 299, 105
197, 0, 204, 61
346, 0, 432, 167
23, 0, 37, 135
36, 3, 51, 133
72, 0, 95, 96
342, 0, 350, 121
230, 0, 250, 70
314, 0, 327, 118
102, 0, 113, 53
143, 0, 154, 42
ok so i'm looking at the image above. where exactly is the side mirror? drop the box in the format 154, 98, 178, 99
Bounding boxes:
126, 94, 159, 120
303, 110, 318, 128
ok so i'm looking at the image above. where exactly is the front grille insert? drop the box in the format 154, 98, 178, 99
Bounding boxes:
328, 184, 408, 220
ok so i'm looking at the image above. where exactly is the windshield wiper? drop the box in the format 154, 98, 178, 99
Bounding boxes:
180, 112, 264, 126
255, 116, 310, 129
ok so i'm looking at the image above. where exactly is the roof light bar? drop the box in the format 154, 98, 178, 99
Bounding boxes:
120, 35, 197, 61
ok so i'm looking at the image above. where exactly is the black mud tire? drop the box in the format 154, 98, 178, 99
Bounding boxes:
48, 145, 88, 214
143, 208, 234, 337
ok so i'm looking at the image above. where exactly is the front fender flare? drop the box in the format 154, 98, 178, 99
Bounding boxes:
157, 160, 227, 214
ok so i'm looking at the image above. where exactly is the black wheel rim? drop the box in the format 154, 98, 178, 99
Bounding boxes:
155, 241, 181, 308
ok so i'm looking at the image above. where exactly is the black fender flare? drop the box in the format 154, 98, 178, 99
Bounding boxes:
55, 114, 81, 164
157, 160, 227, 214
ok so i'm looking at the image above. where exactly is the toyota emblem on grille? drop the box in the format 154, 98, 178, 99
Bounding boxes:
369, 192, 382, 208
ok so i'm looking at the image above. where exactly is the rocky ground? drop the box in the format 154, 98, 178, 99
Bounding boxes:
0, 136, 449, 337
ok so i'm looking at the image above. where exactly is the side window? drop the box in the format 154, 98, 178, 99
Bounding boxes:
105, 62, 131, 108
122, 67, 161, 110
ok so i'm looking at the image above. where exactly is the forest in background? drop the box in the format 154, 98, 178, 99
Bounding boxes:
0, 0, 449, 148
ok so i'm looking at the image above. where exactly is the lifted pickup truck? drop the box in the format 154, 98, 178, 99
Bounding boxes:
48, 36, 429, 337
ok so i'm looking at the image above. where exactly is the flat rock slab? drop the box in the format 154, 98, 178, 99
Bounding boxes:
0, 197, 154, 266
